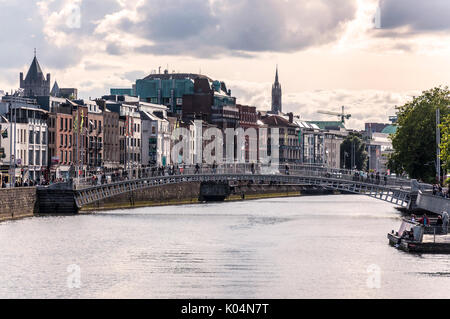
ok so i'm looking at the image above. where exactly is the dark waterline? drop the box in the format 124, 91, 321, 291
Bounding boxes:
0, 195, 449, 298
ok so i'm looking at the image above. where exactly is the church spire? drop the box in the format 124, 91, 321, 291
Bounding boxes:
275, 64, 279, 84
19, 52, 51, 97
271, 65, 282, 114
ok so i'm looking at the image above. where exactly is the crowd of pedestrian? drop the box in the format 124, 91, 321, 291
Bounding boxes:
1, 177, 65, 188
411, 211, 449, 235
352, 171, 389, 185
432, 184, 449, 198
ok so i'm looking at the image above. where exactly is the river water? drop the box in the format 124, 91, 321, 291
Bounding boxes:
0, 195, 449, 299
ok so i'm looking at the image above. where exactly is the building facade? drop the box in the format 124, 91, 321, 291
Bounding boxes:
0, 95, 49, 183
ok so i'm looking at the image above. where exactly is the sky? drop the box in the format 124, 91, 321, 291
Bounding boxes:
0, 0, 449, 130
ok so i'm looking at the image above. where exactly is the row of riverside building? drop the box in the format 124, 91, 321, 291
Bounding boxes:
0, 55, 395, 184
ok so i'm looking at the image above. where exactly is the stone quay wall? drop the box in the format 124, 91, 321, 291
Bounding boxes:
81, 182, 332, 211
0, 187, 37, 221
416, 193, 450, 215
81, 182, 202, 211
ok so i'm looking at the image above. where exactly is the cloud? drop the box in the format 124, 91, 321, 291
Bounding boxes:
121, 70, 147, 82
105, 0, 357, 57
379, 0, 450, 33
227, 79, 419, 130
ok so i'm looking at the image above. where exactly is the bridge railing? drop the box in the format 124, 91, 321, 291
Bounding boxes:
73, 163, 427, 191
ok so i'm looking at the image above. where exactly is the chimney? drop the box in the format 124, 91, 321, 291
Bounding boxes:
288, 112, 293, 123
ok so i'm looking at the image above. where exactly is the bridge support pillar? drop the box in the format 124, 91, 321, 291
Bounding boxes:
199, 181, 231, 202
37, 188, 78, 214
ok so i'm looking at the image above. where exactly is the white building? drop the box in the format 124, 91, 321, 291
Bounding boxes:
138, 102, 171, 167
368, 132, 394, 173
0, 100, 48, 183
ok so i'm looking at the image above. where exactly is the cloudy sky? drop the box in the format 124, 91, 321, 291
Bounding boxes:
0, 0, 449, 129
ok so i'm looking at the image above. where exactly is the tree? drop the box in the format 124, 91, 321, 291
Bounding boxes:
340, 133, 368, 170
387, 87, 450, 183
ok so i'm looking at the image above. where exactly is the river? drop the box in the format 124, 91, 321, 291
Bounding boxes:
0, 194, 449, 299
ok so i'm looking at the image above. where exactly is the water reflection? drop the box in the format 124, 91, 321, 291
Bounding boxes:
0, 195, 449, 298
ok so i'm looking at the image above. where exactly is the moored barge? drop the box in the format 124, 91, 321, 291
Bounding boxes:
388, 218, 450, 253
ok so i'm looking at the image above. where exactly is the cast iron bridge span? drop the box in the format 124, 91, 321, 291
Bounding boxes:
73, 172, 417, 210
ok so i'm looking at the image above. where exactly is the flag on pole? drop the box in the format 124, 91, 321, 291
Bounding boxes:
80, 110, 84, 133
73, 112, 78, 132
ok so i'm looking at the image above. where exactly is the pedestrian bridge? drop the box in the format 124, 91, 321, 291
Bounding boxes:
73, 169, 420, 210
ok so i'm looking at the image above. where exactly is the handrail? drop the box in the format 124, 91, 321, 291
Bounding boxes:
73, 163, 429, 190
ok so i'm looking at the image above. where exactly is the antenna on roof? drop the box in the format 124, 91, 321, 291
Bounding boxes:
34, 48, 36, 58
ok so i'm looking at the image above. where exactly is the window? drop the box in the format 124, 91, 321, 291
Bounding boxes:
35, 151, 40, 165
29, 150, 34, 165
60, 118, 63, 130
42, 151, 46, 166
42, 131, 47, 145
65, 118, 68, 131
60, 134, 63, 145
69, 119, 72, 131
35, 131, 40, 144
176, 98, 183, 105
29, 131, 34, 144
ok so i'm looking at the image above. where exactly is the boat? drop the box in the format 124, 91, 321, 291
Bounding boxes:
387, 218, 450, 253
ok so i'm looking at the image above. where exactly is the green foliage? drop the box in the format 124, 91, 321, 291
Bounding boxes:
387, 87, 450, 183
340, 133, 368, 170
439, 114, 450, 172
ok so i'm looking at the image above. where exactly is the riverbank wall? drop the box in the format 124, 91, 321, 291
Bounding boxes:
0, 187, 37, 221
80, 183, 333, 212
81, 182, 202, 211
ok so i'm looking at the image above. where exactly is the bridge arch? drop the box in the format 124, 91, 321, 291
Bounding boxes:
74, 174, 413, 209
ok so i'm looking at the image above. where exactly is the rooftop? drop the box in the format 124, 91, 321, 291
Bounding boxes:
142, 73, 212, 81
381, 125, 397, 134
24, 56, 46, 82
307, 121, 346, 130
